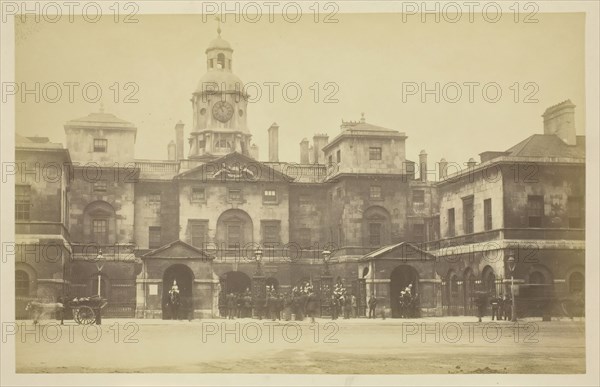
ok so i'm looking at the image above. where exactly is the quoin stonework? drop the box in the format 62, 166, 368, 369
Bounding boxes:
14, 31, 585, 320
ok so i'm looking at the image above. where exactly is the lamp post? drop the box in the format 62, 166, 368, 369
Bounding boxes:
320, 250, 333, 317
95, 250, 106, 297
507, 255, 517, 322
252, 246, 266, 318
254, 246, 263, 276
322, 250, 331, 276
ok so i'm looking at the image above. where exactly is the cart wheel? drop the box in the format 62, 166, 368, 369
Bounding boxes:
76, 306, 96, 325
72, 308, 82, 324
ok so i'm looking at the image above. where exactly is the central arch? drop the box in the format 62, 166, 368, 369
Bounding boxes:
162, 264, 194, 320
220, 271, 252, 295
390, 265, 419, 318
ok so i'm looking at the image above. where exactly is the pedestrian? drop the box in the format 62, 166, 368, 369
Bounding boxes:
305, 291, 319, 323
490, 295, 500, 321
368, 293, 377, 319
351, 294, 357, 318
475, 292, 487, 322
503, 294, 512, 320
227, 292, 236, 320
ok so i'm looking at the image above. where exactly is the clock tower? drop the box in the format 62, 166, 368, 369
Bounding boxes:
188, 27, 252, 160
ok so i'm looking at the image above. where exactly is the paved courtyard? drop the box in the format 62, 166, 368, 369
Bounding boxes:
14, 317, 585, 374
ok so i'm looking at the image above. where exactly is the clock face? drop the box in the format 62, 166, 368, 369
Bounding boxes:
212, 101, 234, 123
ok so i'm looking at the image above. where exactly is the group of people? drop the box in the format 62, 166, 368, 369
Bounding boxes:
398, 284, 420, 318
329, 282, 357, 320
218, 281, 364, 322
474, 292, 512, 322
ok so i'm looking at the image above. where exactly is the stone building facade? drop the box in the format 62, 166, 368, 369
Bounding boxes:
14, 32, 585, 319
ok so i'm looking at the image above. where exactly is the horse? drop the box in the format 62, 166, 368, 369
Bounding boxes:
167, 291, 181, 320
25, 301, 64, 325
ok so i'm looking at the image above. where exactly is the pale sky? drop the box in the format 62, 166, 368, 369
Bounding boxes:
15, 12, 585, 167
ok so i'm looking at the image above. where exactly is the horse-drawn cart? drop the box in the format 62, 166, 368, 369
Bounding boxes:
67, 296, 107, 325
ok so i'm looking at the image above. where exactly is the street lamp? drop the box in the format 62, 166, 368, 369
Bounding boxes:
322, 250, 332, 275
254, 246, 263, 276
507, 255, 517, 322
95, 249, 106, 297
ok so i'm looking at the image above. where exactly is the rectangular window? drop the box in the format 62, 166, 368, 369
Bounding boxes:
298, 228, 311, 247
263, 189, 277, 203
527, 195, 544, 227
191, 187, 205, 202
15, 185, 31, 221
148, 193, 161, 204
413, 223, 425, 242
336, 187, 342, 197
93, 181, 107, 192
336, 149, 341, 163
227, 224, 241, 249
92, 219, 108, 244
463, 196, 474, 234
412, 190, 425, 203
448, 208, 455, 237
568, 196, 583, 228
93, 138, 108, 152
370, 185, 382, 200
299, 194, 310, 205
190, 222, 207, 248
228, 189, 241, 202
262, 221, 280, 244
484, 198, 492, 231
369, 147, 382, 160
369, 223, 382, 246
148, 226, 161, 249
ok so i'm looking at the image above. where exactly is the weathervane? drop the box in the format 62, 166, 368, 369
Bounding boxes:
215, 16, 222, 36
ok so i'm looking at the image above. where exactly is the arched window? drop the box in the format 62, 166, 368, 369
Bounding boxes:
529, 271, 545, 285
569, 272, 584, 294
217, 53, 225, 69
15, 270, 30, 297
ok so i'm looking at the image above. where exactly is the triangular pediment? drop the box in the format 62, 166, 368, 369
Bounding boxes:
142, 240, 214, 260
360, 242, 436, 261
176, 152, 293, 183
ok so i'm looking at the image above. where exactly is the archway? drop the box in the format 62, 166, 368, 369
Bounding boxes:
162, 264, 194, 320
390, 265, 419, 318
481, 266, 496, 297
445, 270, 460, 316
463, 268, 476, 315
220, 271, 252, 295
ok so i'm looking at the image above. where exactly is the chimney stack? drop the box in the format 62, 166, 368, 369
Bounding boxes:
167, 140, 176, 161
175, 120, 185, 161
419, 150, 428, 182
250, 143, 259, 160
300, 138, 310, 164
268, 123, 279, 162
312, 134, 329, 164
542, 99, 576, 145
467, 157, 477, 169
439, 158, 448, 180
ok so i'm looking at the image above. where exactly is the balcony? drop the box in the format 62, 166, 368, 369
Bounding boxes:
135, 160, 180, 179
15, 221, 70, 240
422, 228, 585, 251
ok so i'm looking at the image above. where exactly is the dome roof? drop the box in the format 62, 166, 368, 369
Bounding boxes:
195, 69, 245, 94
206, 36, 232, 52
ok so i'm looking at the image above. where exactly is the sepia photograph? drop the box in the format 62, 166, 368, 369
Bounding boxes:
0, 1, 598, 386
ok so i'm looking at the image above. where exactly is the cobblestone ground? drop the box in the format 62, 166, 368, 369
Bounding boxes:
14, 316, 585, 374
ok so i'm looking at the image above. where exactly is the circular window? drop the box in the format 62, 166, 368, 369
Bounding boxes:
200, 108, 206, 115
238, 109, 244, 117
